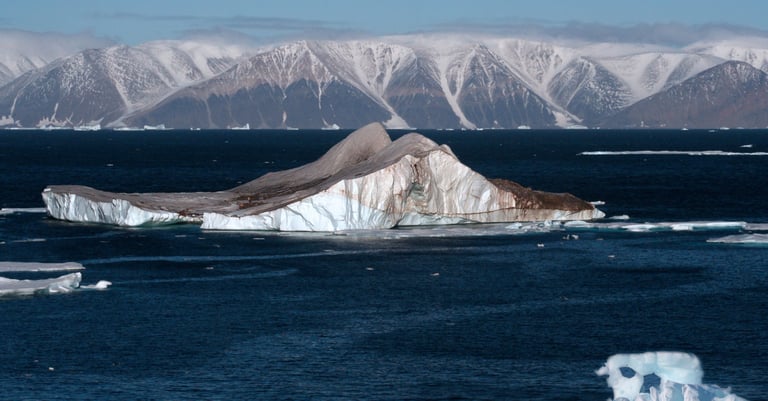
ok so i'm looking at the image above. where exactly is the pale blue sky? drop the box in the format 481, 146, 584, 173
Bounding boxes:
7, 0, 768, 45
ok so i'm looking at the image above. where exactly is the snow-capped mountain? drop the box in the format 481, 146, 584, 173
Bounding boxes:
0, 30, 113, 86
0, 40, 251, 128
602, 61, 768, 128
3, 34, 768, 129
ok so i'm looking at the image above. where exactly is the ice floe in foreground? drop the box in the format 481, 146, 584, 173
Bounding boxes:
42, 123, 603, 231
597, 352, 745, 401
0, 262, 111, 297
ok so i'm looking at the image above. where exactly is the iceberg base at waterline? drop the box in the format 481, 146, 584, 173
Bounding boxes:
42, 122, 603, 231
597, 351, 746, 401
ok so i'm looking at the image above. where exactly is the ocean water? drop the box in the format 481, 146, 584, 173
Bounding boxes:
0, 129, 766, 400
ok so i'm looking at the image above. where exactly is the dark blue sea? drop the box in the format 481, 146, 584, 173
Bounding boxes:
0, 129, 766, 400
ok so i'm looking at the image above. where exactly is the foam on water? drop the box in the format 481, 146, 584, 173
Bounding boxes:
597, 352, 746, 401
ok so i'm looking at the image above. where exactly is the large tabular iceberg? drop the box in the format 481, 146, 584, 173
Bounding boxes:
597, 352, 746, 401
42, 123, 603, 231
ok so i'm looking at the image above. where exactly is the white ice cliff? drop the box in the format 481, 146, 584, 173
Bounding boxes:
597, 352, 746, 401
42, 122, 604, 231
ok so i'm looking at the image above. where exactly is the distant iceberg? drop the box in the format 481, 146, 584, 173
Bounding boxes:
42, 122, 603, 231
597, 352, 746, 401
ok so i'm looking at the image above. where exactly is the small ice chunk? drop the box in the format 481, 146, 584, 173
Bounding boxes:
80, 280, 112, 290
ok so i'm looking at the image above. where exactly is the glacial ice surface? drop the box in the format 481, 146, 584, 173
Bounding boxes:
597, 352, 746, 401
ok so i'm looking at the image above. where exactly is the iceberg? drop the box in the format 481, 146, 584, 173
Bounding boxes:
597, 352, 746, 401
42, 123, 603, 231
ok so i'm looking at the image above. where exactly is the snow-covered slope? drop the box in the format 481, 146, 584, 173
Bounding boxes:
0, 40, 252, 128
6, 33, 768, 129
689, 38, 768, 72
602, 61, 768, 128
0, 30, 113, 85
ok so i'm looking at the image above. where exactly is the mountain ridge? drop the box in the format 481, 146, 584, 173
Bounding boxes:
3, 35, 768, 129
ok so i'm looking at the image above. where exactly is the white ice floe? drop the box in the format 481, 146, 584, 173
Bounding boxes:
707, 233, 768, 245
580, 150, 768, 156
0, 272, 82, 296
596, 351, 745, 401
564, 220, 748, 232
0, 207, 47, 215
0, 261, 85, 272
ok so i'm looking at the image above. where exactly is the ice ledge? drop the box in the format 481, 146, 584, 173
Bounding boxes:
43, 189, 197, 226
43, 122, 603, 231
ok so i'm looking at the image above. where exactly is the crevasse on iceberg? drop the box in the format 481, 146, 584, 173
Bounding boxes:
596, 352, 746, 401
42, 122, 604, 231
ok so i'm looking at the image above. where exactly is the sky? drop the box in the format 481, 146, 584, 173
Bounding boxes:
7, 0, 768, 46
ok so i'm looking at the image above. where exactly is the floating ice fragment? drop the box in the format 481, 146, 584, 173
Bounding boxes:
596, 351, 746, 401
564, 220, 746, 233
0, 261, 85, 272
0, 273, 82, 296
80, 280, 112, 290
0, 207, 47, 215
580, 150, 768, 156
708, 233, 768, 245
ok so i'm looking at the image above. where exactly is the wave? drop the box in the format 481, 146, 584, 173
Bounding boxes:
579, 150, 768, 156
79, 249, 391, 265
117, 268, 298, 286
